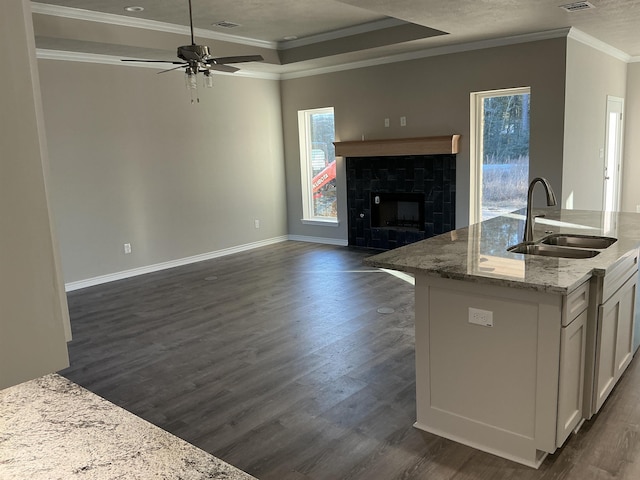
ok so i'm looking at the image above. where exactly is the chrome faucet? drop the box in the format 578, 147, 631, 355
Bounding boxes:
523, 177, 557, 243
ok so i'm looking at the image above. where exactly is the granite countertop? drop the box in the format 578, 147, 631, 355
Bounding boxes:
0, 374, 256, 480
364, 209, 640, 294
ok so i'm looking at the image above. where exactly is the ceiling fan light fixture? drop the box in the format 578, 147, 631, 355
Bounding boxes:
120, 0, 263, 102
203, 71, 214, 88
185, 68, 197, 90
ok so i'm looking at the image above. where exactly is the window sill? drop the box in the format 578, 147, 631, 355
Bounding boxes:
301, 219, 340, 227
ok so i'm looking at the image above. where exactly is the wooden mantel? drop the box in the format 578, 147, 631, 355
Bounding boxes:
334, 134, 460, 157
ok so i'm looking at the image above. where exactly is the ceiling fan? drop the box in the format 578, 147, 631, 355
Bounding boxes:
121, 0, 263, 92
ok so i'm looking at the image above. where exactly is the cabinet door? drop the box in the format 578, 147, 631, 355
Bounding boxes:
615, 278, 636, 377
594, 274, 637, 413
557, 309, 587, 447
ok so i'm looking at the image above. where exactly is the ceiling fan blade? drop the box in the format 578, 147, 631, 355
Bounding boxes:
208, 55, 264, 65
158, 64, 188, 74
121, 59, 185, 64
207, 64, 240, 73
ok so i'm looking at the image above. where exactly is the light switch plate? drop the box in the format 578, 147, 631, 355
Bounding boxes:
468, 307, 493, 327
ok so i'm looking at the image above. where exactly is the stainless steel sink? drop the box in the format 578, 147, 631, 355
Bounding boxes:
508, 243, 600, 259
539, 234, 617, 249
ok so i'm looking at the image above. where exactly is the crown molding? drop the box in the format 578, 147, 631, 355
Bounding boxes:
281, 27, 573, 80
567, 27, 631, 62
33, 18, 637, 81
36, 49, 281, 80
30, 2, 277, 50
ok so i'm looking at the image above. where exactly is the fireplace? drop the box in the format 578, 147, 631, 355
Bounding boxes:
371, 192, 425, 230
336, 135, 459, 250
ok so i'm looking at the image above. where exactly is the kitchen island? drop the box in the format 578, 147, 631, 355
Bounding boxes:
365, 209, 640, 468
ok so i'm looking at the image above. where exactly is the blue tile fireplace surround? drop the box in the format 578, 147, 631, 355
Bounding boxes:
335, 135, 459, 250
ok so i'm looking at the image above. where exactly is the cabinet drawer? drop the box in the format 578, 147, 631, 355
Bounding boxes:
563, 281, 589, 326
602, 249, 639, 302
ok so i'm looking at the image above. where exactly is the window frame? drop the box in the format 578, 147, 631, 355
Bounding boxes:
469, 86, 531, 225
297, 106, 338, 225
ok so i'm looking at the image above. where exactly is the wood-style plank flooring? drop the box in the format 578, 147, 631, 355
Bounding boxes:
61, 241, 640, 479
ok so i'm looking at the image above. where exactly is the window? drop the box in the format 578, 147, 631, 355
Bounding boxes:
470, 88, 530, 223
298, 107, 337, 224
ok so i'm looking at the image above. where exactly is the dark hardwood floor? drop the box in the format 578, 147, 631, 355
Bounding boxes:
60, 241, 640, 479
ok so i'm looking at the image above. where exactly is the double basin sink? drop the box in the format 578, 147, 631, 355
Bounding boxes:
508, 234, 617, 259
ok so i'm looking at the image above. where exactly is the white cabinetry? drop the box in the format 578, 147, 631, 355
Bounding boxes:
594, 273, 637, 412
557, 309, 587, 446
414, 275, 589, 468
413, 249, 640, 467
557, 280, 589, 446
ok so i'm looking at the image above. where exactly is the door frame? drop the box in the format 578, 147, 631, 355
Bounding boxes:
603, 95, 624, 212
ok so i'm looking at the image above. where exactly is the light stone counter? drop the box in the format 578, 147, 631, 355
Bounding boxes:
365, 209, 640, 294
364, 209, 640, 467
0, 374, 256, 480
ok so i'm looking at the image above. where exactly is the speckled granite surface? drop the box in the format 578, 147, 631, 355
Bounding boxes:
0, 374, 256, 480
365, 209, 640, 294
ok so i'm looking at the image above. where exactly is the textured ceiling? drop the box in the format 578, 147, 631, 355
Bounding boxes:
339, 0, 640, 55
31, 0, 640, 75
32, 0, 391, 42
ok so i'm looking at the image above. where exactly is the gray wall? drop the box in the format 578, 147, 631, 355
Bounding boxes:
562, 38, 628, 211
281, 38, 568, 241
39, 60, 288, 283
622, 62, 640, 213
1, 0, 69, 389
40, 34, 635, 286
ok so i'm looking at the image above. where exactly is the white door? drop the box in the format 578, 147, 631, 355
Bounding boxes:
603, 96, 624, 212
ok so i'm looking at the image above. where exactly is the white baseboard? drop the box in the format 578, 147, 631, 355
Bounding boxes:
288, 235, 348, 246
65, 236, 289, 292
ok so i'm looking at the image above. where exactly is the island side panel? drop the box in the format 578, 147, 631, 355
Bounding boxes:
414, 275, 562, 467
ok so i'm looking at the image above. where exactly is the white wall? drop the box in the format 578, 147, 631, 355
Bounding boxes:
562, 37, 627, 211
621, 62, 640, 213
0, 0, 69, 389
39, 61, 288, 284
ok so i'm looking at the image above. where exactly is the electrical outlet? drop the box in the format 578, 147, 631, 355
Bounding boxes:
384, 118, 390, 127
123, 243, 132, 254
254, 219, 260, 229
400, 116, 407, 127
468, 307, 493, 327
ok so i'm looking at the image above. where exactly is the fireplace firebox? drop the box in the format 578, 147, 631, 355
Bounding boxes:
371, 192, 425, 231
